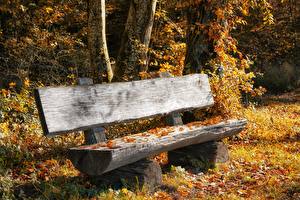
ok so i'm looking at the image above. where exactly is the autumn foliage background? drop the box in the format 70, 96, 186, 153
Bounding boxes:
0, 0, 299, 199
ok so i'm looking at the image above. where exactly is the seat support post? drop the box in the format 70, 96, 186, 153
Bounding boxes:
78, 77, 107, 144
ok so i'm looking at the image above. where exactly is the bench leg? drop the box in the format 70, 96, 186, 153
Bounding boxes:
84, 127, 107, 144
168, 141, 229, 172
165, 109, 229, 172
91, 159, 162, 190
78, 78, 107, 145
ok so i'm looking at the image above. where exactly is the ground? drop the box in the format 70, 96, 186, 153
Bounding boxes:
0, 91, 299, 199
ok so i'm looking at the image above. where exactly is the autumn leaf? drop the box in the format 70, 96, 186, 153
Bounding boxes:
215, 8, 224, 20
106, 140, 116, 149
45, 7, 54, 14
9, 82, 16, 88
24, 78, 30, 87
177, 186, 190, 197
123, 136, 136, 143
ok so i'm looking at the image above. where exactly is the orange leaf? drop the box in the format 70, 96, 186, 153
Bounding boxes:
106, 140, 116, 149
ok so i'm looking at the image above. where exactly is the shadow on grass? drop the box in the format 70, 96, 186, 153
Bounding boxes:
231, 131, 300, 146
246, 90, 300, 108
14, 175, 109, 199
0, 143, 70, 173
283, 183, 300, 199
14, 174, 182, 199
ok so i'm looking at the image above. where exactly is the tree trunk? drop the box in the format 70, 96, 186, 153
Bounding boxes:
88, 0, 113, 83
114, 0, 157, 81
184, 1, 215, 74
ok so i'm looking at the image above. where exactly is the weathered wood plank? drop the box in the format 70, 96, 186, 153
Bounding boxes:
35, 74, 214, 136
69, 119, 246, 175
78, 77, 107, 144
160, 72, 184, 126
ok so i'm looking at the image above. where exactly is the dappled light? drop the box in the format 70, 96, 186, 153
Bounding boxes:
0, 0, 299, 199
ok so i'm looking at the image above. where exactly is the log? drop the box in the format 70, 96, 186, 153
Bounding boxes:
92, 159, 162, 190
34, 74, 214, 136
69, 119, 246, 175
168, 141, 229, 172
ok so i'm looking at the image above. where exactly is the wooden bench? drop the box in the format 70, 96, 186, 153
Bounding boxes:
34, 74, 246, 188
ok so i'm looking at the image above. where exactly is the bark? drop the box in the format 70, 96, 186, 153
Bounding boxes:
168, 141, 229, 172
92, 159, 162, 190
114, 0, 157, 81
184, 1, 215, 74
88, 0, 113, 83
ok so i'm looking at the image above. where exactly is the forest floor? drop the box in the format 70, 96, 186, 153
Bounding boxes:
0, 91, 299, 199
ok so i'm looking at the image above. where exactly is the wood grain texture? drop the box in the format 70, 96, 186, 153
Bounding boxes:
160, 72, 184, 126
35, 74, 214, 136
168, 141, 229, 172
164, 100, 229, 171
69, 119, 247, 175
92, 159, 162, 190
78, 77, 107, 145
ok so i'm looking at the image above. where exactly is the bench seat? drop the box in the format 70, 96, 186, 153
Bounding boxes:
69, 119, 246, 175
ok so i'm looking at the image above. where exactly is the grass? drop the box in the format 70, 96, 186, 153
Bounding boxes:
0, 93, 299, 199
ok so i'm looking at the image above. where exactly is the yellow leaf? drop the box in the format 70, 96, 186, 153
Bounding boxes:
9, 82, 16, 88
1, 89, 9, 97
24, 78, 30, 87
121, 188, 129, 195
45, 7, 53, 14
215, 8, 224, 20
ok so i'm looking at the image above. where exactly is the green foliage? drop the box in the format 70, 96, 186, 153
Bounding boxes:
0, 173, 14, 200
0, 82, 41, 174
0, 79, 39, 137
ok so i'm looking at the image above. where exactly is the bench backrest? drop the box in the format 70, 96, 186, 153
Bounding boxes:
34, 74, 214, 136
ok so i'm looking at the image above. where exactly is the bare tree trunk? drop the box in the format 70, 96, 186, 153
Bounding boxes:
88, 0, 113, 83
184, 1, 214, 74
114, 0, 157, 81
